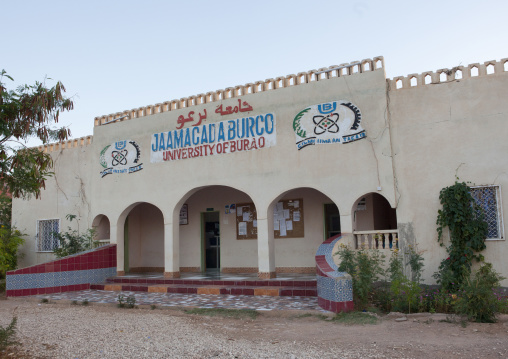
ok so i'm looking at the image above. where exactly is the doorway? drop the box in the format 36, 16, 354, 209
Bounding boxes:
324, 203, 341, 240
202, 211, 220, 270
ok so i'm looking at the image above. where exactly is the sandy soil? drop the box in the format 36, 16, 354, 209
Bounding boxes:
1, 297, 508, 359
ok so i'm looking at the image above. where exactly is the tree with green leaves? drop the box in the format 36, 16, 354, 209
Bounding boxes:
0, 70, 73, 199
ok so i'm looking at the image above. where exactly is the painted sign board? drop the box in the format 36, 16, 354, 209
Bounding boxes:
293, 101, 366, 150
100, 140, 143, 178
151, 113, 276, 163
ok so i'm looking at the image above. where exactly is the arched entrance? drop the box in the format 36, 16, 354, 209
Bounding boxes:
352, 193, 397, 249
122, 202, 165, 273
175, 185, 258, 274
268, 187, 342, 275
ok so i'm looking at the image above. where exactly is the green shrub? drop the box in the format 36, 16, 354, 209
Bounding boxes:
52, 214, 96, 258
0, 317, 18, 352
454, 263, 505, 323
0, 227, 25, 278
387, 250, 424, 314
53, 227, 95, 258
335, 246, 385, 310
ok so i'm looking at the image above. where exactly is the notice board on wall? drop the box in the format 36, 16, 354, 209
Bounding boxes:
236, 202, 258, 240
274, 198, 304, 238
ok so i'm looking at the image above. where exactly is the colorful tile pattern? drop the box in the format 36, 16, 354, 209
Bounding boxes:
88, 272, 317, 297
6, 245, 117, 297
315, 234, 354, 312
31, 289, 325, 312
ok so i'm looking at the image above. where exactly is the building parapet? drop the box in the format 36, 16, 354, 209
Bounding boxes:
389, 58, 508, 90
37, 135, 93, 154
93, 57, 385, 127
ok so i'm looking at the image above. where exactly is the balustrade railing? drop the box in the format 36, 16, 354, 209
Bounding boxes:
353, 230, 398, 250
93, 239, 111, 248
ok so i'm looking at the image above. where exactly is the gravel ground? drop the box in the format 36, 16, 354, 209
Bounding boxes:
2, 298, 508, 359
0, 300, 375, 359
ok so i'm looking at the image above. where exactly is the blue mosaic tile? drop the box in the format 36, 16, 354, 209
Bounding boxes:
317, 275, 353, 302
6, 275, 21, 290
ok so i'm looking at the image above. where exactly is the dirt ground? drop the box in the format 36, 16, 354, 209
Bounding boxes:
1, 295, 508, 359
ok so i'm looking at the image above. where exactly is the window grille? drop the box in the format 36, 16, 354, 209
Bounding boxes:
37, 219, 60, 252
470, 185, 504, 240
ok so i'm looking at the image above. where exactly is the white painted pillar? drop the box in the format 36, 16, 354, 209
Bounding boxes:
257, 213, 276, 279
164, 221, 180, 278
113, 221, 125, 276
340, 213, 355, 248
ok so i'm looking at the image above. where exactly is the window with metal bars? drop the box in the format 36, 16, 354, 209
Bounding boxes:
36, 219, 60, 252
470, 185, 504, 240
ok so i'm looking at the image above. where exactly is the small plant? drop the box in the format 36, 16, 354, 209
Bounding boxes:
40, 298, 49, 304
81, 299, 89, 306
117, 294, 136, 309
71, 300, 78, 305
126, 296, 136, 308
454, 263, 505, 323
335, 245, 385, 310
0, 317, 18, 352
150, 304, 157, 310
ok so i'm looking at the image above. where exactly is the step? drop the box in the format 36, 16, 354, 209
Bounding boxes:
91, 283, 317, 297
105, 277, 317, 289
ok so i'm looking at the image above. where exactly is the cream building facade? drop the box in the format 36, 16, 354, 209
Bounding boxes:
12, 56, 508, 284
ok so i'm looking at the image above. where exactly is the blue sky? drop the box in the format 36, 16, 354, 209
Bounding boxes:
3, 0, 507, 142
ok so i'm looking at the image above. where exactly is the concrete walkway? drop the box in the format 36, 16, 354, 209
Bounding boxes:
32, 289, 324, 312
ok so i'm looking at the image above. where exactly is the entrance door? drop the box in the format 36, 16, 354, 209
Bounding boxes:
202, 212, 220, 270
324, 203, 341, 240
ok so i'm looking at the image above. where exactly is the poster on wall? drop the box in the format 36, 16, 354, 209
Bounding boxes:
293, 101, 366, 150
99, 140, 143, 178
179, 204, 188, 225
236, 202, 257, 240
273, 199, 304, 238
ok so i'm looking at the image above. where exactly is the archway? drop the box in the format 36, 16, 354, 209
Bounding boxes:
175, 185, 258, 274
268, 187, 341, 274
352, 193, 397, 249
92, 214, 110, 245
121, 202, 165, 273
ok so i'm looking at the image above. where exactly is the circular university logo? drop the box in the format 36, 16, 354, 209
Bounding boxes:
99, 140, 143, 178
293, 101, 366, 150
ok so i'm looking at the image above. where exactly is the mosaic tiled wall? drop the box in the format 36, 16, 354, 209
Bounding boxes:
315, 234, 354, 312
6, 245, 117, 297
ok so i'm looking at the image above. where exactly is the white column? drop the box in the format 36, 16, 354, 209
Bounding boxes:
164, 221, 180, 278
257, 215, 276, 279
113, 221, 124, 276
340, 213, 356, 248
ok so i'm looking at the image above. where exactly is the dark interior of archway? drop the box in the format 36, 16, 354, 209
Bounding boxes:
324, 203, 341, 239
372, 193, 397, 230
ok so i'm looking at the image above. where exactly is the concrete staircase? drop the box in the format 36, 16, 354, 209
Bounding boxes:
91, 276, 317, 297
